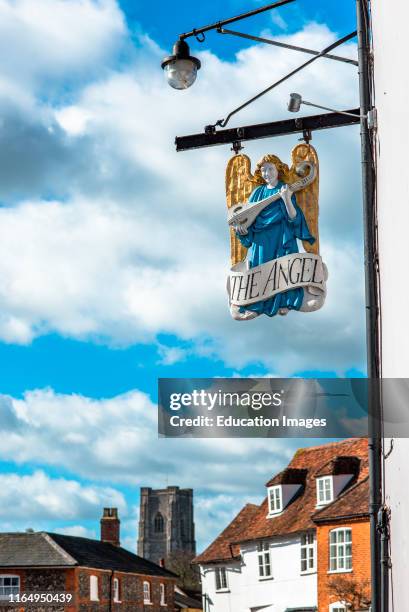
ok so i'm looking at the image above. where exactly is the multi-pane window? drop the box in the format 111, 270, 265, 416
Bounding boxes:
160, 583, 166, 605
329, 529, 352, 571
0, 576, 20, 599
300, 532, 315, 573
317, 476, 333, 505
257, 541, 272, 578
215, 567, 228, 591
113, 578, 120, 602
268, 486, 282, 514
143, 581, 151, 603
90, 575, 99, 601
329, 604, 347, 612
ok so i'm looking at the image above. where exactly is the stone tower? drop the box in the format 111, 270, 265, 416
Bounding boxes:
137, 486, 196, 564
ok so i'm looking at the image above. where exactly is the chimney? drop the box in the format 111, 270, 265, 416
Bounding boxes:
159, 558, 165, 568
100, 508, 120, 546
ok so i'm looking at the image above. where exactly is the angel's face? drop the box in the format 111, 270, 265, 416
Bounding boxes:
261, 162, 278, 185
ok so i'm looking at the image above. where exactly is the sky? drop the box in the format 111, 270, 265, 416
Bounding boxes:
0, 0, 366, 554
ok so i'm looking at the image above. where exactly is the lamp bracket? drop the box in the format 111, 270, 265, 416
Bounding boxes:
300, 129, 312, 143
231, 141, 244, 154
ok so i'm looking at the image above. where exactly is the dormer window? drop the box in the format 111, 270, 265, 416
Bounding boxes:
265, 471, 305, 518
315, 456, 359, 507
317, 476, 333, 505
268, 485, 282, 515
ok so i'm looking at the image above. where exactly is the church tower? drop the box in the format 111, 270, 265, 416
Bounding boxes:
137, 486, 196, 564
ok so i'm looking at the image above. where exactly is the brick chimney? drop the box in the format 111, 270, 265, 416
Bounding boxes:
100, 508, 120, 546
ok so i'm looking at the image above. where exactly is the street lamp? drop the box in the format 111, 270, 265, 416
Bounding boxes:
287, 92, 368, 120
161, 39, 201, 90
160, 1, 297, 91
287, 92, 375, 128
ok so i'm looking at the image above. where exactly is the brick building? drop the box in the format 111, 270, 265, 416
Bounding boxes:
314, 477, 371, 611
194, 438, 370, 612
0, 508, 177, 611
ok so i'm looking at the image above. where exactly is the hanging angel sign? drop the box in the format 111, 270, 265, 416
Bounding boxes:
226, 144, 328, 320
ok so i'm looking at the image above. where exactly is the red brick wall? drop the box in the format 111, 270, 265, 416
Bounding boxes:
100, 515, 120, 547
75, 567, 175, 611
0, 567, 76, 612
317, 519, 371, 611
0, 567, 175, 612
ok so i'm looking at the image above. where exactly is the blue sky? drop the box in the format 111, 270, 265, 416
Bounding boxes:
0, 0, 365, 553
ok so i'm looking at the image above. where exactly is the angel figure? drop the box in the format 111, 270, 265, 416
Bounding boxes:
226, 145, 327, 320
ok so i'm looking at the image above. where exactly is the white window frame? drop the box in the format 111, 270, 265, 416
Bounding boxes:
160, 582, 167, 605
257, 541, 272, 579
329, 602, 347, 612
90, 575, 99, 602
215, 566, 228, 591
143, 580, 152, 604
113, 577, 120, 603
317, 476, 334, 505
0, 575, 20, 600
329, 528, 352, 573
300, 532, 316, 573
268, 485, 282, 515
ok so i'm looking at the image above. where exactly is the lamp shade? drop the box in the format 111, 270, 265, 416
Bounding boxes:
161, 39, 201, 90
288, 93, 302, 112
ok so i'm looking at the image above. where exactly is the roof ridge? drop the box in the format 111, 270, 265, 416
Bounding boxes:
46, 532, 100, 544
42, 533, 78, 566
48, 532, 177, 574
293, 437, 366, 455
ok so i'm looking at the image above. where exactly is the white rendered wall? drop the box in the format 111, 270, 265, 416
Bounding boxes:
200, 533, 316, 612
372, 1, 409, 609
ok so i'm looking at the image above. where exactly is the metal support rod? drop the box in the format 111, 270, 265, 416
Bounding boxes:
212, 30, 357, 129
356, 1, 383, 611
178, 0, 295, 40
219, 28, 358, 66
301, 100, 366, 119
175, 109, 360, 152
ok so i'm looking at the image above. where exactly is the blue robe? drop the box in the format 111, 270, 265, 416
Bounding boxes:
236, 181, 315, 317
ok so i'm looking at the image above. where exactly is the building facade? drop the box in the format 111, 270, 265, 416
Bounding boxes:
138, 487, 196, 565
0, 509, 176, 612
371, 1, 409, 610
194, 438, 370, 612
315, 479, 371, 611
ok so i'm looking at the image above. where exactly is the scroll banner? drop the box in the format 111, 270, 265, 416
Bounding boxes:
229, 253, 326, 307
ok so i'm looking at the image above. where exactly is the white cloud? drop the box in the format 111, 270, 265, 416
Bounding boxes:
0, 470, 126, 520
55, 525, 96, 539
0, 389, 303, 494
0, 0, 126, 91
157, 344, 188, 366
0, 14, 366, 373
0, 388, 311, 549
194, 493, 263, 547
270, 13, 288, 30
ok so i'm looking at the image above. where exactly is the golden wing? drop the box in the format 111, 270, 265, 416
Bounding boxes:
289, 143, 320, 254
225, 154, 257, 266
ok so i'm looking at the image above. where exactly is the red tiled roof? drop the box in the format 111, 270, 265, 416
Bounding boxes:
315, 455, 361, 478
313, 476, 370, 522
266, 468, 308, 487
195, 438, 368, 564
193, 504, 259, 565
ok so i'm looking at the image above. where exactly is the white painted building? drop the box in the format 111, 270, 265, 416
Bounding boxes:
200, 533, 317, 612
195, 439, 369, 612
371, 1, 409, 609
